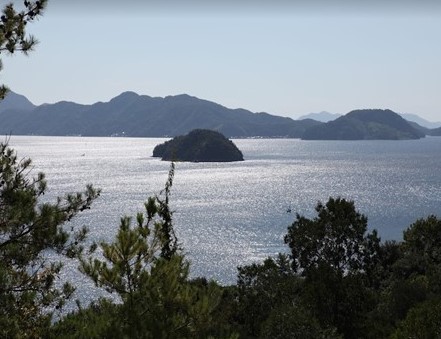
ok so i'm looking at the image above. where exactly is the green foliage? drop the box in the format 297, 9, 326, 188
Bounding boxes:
285, 197, 381, 276
260, 304, 341, 339
0, 142, 100, 337
234, 252, 344, 338
79, 164, 178, 296
49, 298, 120, 338
76, 164, 233, 338
373, 216, 441, 333
2, 149, 439, 339
235, 254, 301, 337
392, 298, 441, 339
0, 3, 103, 336
362, 217, 441, 338
0, 0, 48, 99
283, 198, 381, 338
233, 198, 430, 339
402, 216, 441, 278
232, 201, 440, 339
7, 1, 441, 337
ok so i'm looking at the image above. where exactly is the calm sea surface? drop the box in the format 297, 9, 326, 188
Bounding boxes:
8, 136, 441, 293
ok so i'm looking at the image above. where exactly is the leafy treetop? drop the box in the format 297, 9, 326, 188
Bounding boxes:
284, 197, 381, 276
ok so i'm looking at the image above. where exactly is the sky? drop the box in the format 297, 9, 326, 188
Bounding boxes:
2, 0, 441, 121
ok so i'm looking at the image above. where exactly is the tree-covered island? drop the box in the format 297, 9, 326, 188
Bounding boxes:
153, 129, 244, 162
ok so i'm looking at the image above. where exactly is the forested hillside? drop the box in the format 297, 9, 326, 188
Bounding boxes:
0, 91, 320, 138
302, 109, 425, 140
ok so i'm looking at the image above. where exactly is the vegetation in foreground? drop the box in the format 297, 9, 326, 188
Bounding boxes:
2, 1, 441, 338
2, 139, 441, 338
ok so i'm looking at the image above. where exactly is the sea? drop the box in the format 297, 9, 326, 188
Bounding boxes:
8, 136, 441, 302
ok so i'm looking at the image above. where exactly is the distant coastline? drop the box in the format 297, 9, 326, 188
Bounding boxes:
1, 91, 439, 140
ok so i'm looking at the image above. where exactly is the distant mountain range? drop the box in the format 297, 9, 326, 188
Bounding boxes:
398, 113, 441, 129
0, 91, 36, 112
430, 127, 441, 136
298, 111, 441, 129
298, 111, 342, 123
0, 91, 439, 139
302, 109, 425, 140
0, 91, 320, 138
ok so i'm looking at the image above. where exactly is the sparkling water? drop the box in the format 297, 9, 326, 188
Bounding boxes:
9, 136, 441, 291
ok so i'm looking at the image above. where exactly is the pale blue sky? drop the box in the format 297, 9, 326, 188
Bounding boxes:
3, 1, 441, 121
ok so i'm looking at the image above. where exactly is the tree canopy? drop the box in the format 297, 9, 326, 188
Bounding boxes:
285, 197, 380, 276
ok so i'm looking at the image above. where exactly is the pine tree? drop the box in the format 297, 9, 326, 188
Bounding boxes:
0, 0, 47, 99
78, 164, 231, 338
0, 141, 100, 337
0, 1, 103, 336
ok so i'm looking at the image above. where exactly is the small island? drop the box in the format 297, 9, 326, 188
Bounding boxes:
152, 129, 244, 162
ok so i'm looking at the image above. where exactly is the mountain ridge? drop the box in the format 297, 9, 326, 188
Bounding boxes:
297, 110, 441, 129
302, 109, 425, 140
0, 91, 320, 138
298, 111, 342, 122
0, 91, 36, 113
0, 91, 438, 139
398, 113, 441, 129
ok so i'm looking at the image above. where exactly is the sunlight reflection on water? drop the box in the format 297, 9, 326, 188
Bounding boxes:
9, 136, 441, 297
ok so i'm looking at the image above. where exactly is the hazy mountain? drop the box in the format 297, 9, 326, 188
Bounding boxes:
0, 91, 36, 113
399, 113, 441, 129
406, 121, 430, 136
298, 111, 440, 129
298, 111, 341, 122
429, 127, 441, 136
302, 109, 425, 140
0, 92, 321, 138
